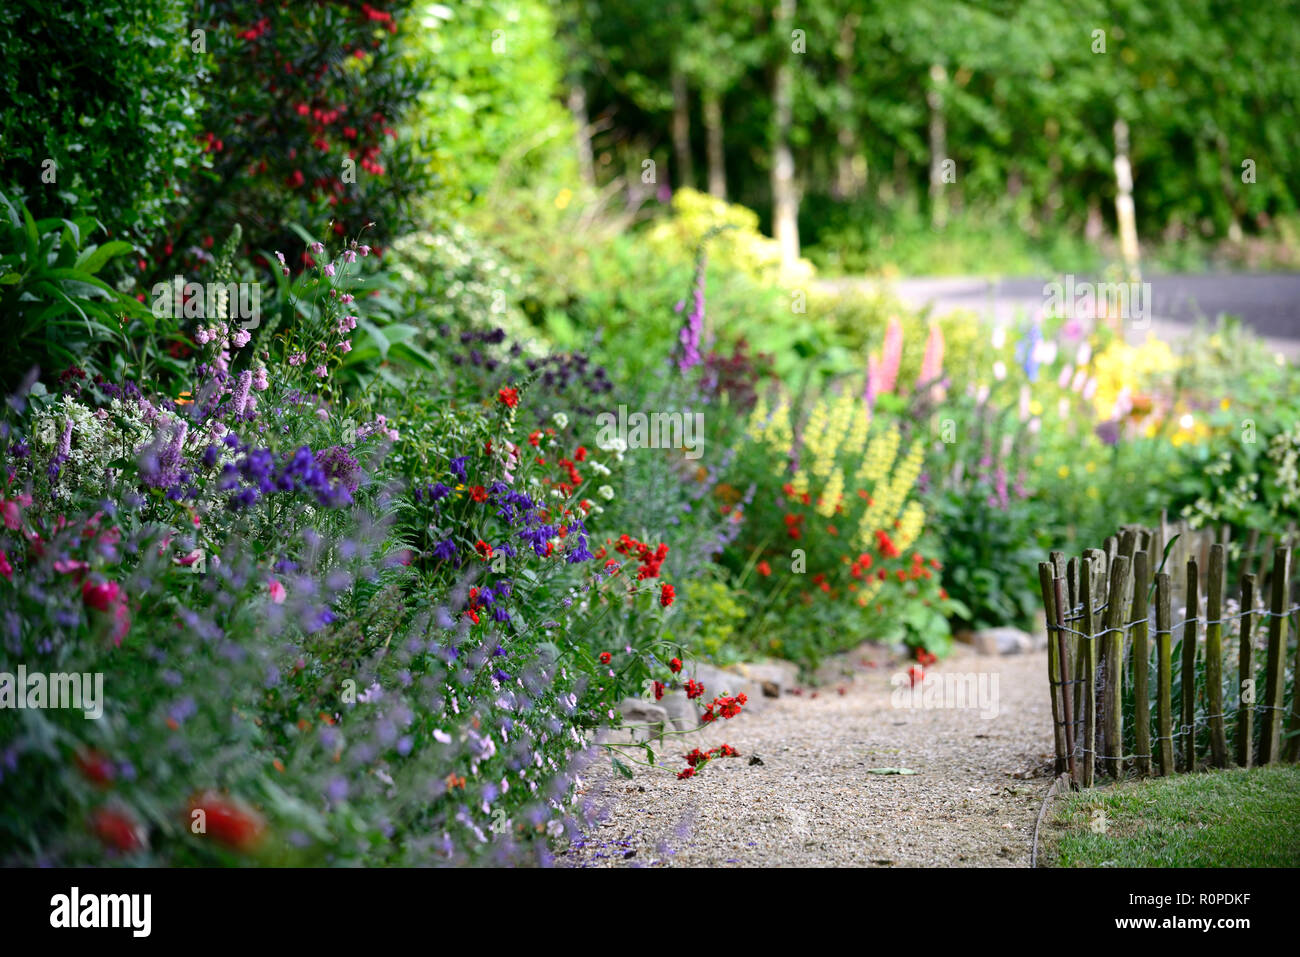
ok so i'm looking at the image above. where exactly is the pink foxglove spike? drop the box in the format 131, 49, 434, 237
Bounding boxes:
878, 317, 903, 396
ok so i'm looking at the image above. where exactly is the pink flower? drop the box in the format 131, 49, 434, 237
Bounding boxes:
339, 340, 351, 353
0, 549, 12, 581
309, 242, 325, 254
1, 499, 21, 530
323, 263, 336, 277
53, 559, 89, 576
82, 580, 121, 612
877, 317, 903, 395
313, 364, 328, 378
289, 352, 306, 366
268, 579, 286, 604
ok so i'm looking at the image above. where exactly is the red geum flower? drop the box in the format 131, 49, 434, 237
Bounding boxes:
669, 657, 682, 673
599, 652, 611, 665
756, 560, 771, 576
676, 766, 696, 779
660, 583, 675, 607
497, 387, 519, 408
188, 790, 266, 852
685, 678, 705, 699
469, 485, 488, 502
475, 539, 493, 562
908, 665, 926, 687
653, 680, 664, 700
90, 805, 147, 853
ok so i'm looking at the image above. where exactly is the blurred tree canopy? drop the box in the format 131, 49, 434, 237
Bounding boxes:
566, 0, 1300, 249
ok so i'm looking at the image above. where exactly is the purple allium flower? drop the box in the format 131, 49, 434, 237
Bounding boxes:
316, 445, 361, 494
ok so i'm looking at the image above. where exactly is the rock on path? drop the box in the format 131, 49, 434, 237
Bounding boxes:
560, 646, 1055, 867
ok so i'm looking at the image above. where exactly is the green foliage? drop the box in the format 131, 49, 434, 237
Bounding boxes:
0, 0, 208, 242
408, 0, 577, 217
0, 192, 181, 389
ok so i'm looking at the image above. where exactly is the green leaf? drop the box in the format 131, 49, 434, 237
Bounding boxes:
611, 757, 633, 779
75, 240, 134, 275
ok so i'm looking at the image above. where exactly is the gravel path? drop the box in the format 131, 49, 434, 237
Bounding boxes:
560, 645, 1056, 867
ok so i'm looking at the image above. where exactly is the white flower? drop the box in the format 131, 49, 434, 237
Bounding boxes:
552, 412, 569, 429
597, 485, 615, 501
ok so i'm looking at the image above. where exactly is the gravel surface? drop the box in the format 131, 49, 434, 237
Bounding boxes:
560, 645, 1056, 867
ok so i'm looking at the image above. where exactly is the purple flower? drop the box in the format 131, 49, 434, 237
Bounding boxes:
449, 456, 468, 482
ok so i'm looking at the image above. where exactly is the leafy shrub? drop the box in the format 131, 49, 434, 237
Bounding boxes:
156, 0, 432, 280
0, 0, 207, 241
0, 193, 181, 390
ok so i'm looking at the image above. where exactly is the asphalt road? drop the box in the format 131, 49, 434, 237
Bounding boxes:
816, 274, 1300, 356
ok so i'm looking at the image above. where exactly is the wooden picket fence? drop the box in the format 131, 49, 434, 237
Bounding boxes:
1038, 523, 1300, 788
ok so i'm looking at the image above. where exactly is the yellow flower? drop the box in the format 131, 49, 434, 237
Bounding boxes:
1029, 400, 1043, 417
1220, 398, 1231, 411
1085, 461, 1096, 474
555, 188, 573, 210
1057, 465, 1069, 478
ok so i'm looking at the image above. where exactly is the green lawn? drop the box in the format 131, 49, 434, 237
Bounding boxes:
1041, 766, 1300, 868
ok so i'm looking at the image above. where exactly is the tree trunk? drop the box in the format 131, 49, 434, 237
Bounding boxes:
702, 89, 727, 199
568, 83, 595, 189
671, 64, 694, 190
1113, 118, 1141, 279
832, 13, 863, 200
927, 63, 948, 230
772, 0, 800, 272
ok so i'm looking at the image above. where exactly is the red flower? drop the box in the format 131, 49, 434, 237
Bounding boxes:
669, 657, 682, 673
475, 539, 494, 562
90, 805, 146, 853
599, 652, 612, 665
528, 430, 542, 447
685, 678, 705, 699
188, 791, 266, 852
75, 748, 115, 786
574, 446, 587, 461
908, 665, 926, 687
653, 680, 664, 700
677, 766, 696, 779
756, 560, 771, 576
497, 387, 519, 408
81, 579, 121, 612
660, 583, 675, 607
469, 485, 488, 502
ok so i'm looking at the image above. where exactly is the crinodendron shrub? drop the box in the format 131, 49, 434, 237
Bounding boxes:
724, 384, 964, 664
